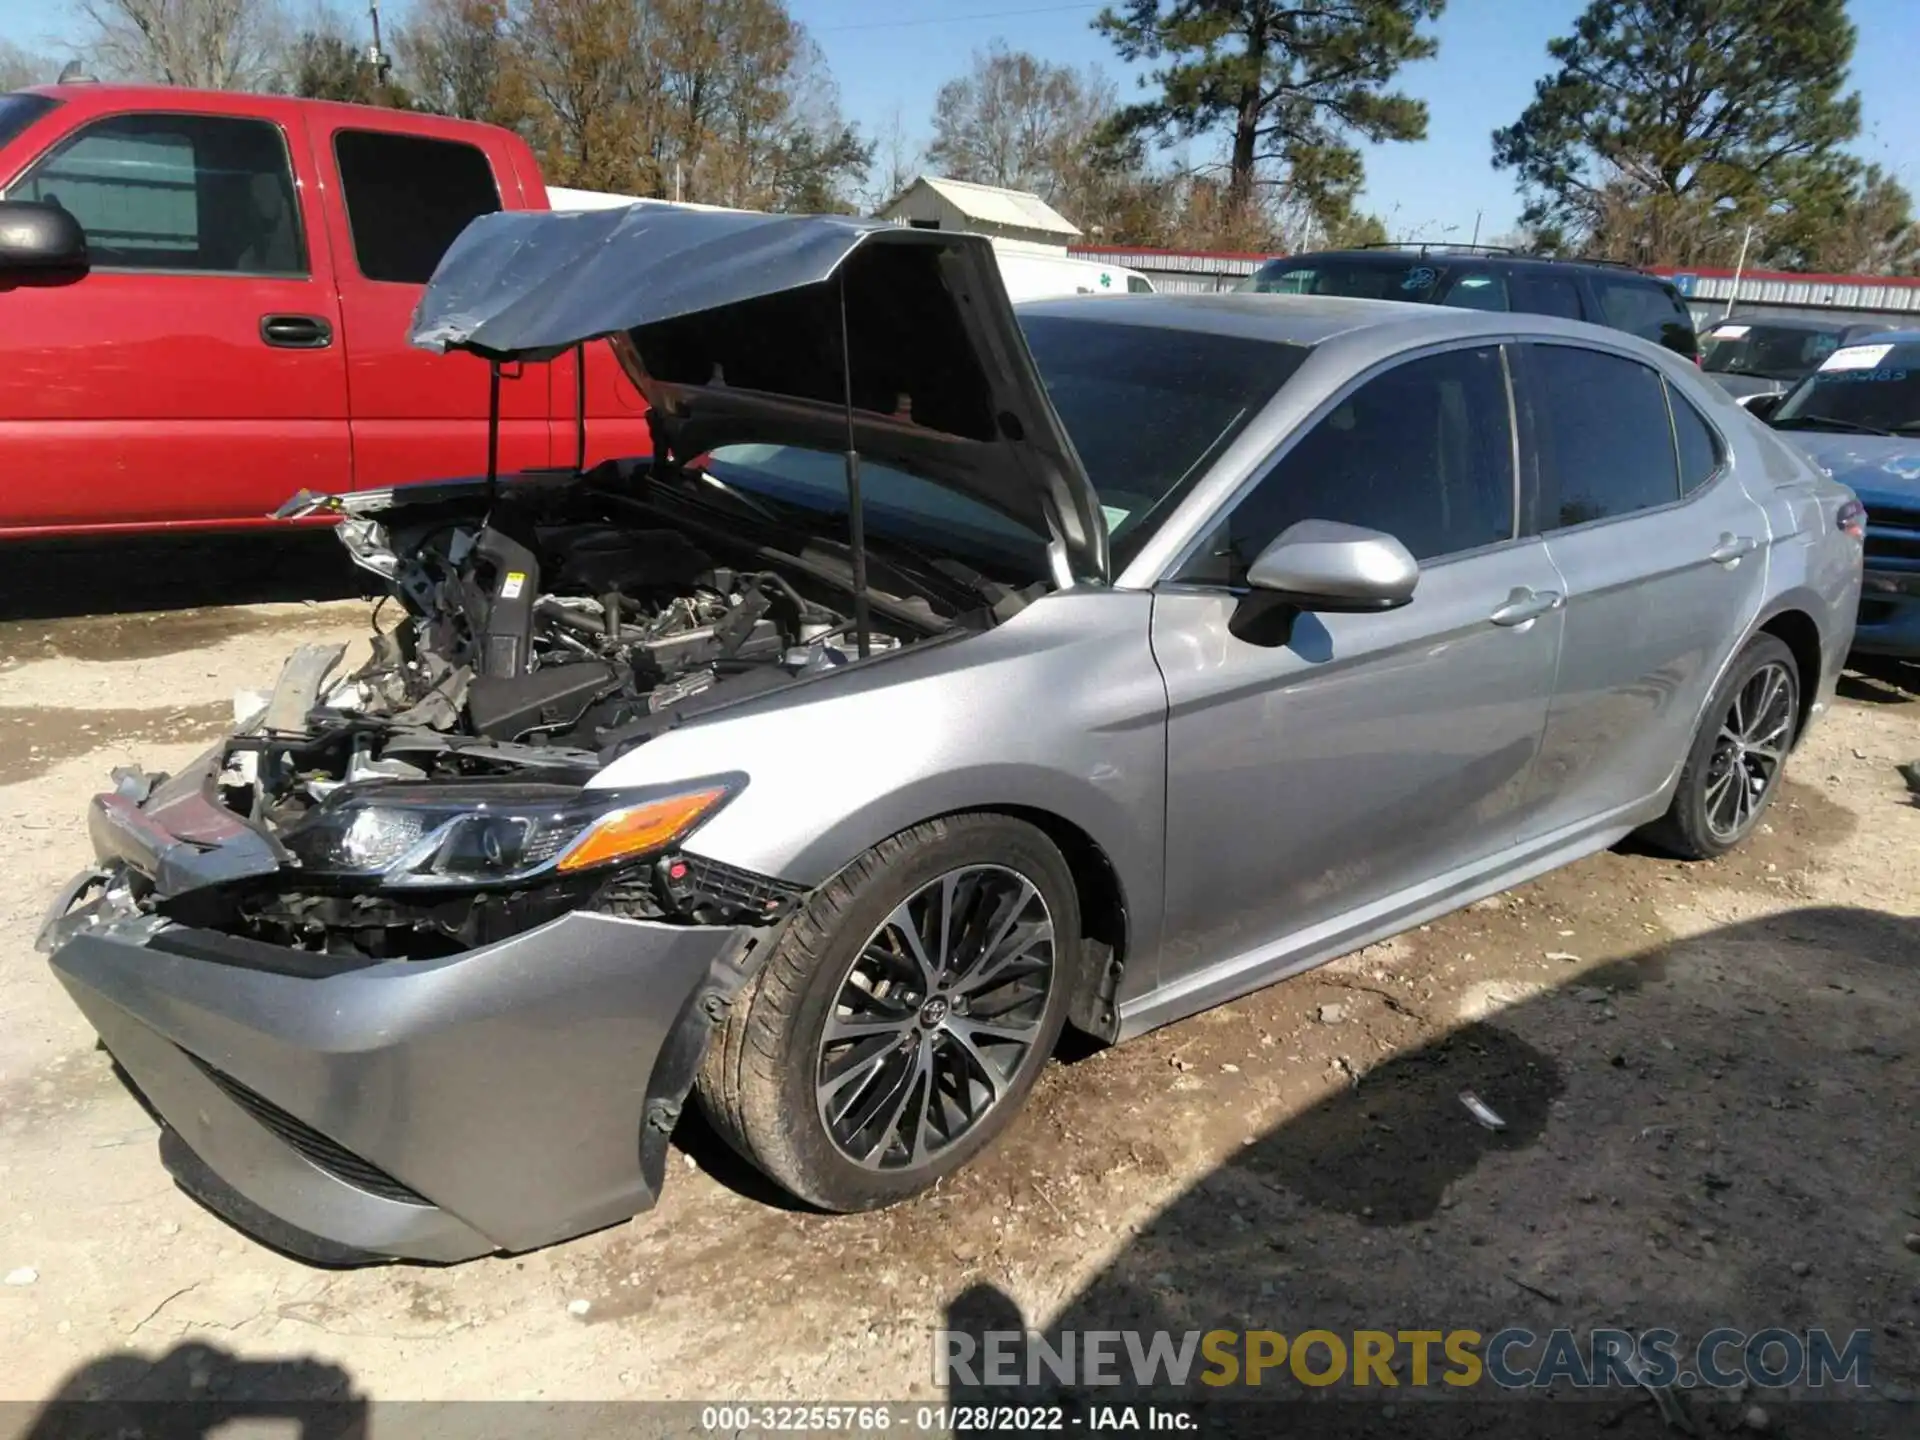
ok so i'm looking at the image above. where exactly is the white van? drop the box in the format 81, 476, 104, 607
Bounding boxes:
993, 248, 1156, 301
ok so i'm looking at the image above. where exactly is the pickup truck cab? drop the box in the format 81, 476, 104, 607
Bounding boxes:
0, 83, 650, 538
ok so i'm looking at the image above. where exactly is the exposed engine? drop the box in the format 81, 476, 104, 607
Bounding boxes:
315, 475, 921, 758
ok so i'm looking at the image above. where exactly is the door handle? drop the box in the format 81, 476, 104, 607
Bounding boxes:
1488, 587, 1565, 627
1709, 533, 1757, 564
259, 314, 333, 349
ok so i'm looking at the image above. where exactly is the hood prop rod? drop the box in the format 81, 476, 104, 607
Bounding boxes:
485, 359, 502, 502
838, 271, 872, 659
575, 341, 589, 472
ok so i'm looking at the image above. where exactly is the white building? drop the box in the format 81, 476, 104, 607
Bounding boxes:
875, 175, 1081, 254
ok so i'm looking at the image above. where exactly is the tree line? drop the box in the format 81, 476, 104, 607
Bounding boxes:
2, 0, 1913, 273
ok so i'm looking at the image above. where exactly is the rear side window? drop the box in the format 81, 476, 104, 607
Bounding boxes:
1668, 385, 1723, 494
333, 130, 499, 284
1508, 271, 1583, 321
11, 112, 303, 275
1593, 277, 1697, 356
1440, 270, 1509, 312
1526, 344, 1680, 527
1179, 344, 1517, 583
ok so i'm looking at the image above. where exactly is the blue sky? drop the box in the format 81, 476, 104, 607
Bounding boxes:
6, 0, 1914, 238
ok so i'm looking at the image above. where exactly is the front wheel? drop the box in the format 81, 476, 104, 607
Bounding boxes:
1641, 633, 1800, 860
695, 814, 1078, 1212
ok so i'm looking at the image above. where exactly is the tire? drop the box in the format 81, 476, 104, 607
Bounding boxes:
1640, 633, 1800, 860
695, 813, 1079, 1212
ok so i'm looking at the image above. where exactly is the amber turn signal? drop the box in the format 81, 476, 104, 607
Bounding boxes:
555, 788, 729, 872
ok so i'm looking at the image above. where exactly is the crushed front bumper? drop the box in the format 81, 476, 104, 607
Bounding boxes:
47, 893, 758, 1265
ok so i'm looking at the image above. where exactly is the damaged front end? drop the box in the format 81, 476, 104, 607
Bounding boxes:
41, 207, 1105, 1264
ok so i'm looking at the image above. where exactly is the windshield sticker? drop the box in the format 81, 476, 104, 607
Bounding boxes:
1100, 505, 1130, 532
1401, 266, 1437, 292
1712, 324, 1750, 338
1821, 343, 1895, 371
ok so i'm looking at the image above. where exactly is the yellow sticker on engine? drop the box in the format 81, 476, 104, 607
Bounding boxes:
501, 571, 527, 599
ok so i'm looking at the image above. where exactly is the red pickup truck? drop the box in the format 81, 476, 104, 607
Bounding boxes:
0, 83, 651, 538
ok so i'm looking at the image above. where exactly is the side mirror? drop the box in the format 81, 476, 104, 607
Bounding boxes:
1741, 392, 1783, 422
1232, 519, 1419, 647
0, 200, 89, 273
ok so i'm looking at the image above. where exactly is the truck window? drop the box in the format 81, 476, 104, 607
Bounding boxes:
1592, 276, 1698, 358
334, 130, 500, 285
9, 112, 304, 275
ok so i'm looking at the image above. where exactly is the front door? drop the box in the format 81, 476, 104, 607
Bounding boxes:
1150, 343, 1564, 1010
306, 121, 549, 490
1514, 342, 1772, 836
0, 103, 348, 530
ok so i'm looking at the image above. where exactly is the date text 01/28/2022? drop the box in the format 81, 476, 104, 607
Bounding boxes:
696, 1405, 1197, 1432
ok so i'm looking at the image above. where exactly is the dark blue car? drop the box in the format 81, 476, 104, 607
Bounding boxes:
1760, 330, 1920, 657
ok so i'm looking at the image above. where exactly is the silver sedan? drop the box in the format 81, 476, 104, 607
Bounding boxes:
43, 213, 1864, 1262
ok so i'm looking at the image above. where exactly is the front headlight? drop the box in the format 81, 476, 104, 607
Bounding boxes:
280, 778, 739, 889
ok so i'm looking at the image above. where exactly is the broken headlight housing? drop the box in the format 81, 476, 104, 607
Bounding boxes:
280, 778, 740, 889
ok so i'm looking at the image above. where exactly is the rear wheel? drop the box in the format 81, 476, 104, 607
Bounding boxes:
1641, 633, 1799, 860
696, 814, 1077, 1211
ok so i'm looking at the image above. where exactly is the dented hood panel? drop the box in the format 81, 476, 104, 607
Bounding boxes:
406, 208, 1108, 583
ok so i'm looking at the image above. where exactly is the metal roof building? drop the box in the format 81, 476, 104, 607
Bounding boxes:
878, 175, 1082, 253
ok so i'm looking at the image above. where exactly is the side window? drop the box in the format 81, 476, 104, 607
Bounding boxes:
1439, 270, 1509, 312
1178, 345, 1516, 584
1528, 344, 1680, 527
333, 130, 500, 284
1126, 274, 1153, 294
1593, 277, 1696, 356
1668, 383, 1723, 494
1508, 271, 1584, 321
12, 112, 303, 275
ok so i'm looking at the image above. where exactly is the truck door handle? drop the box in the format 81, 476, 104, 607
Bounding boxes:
260, 314, 333, 349
1709, 533, 1757, 564
1489, 587, 1564, 627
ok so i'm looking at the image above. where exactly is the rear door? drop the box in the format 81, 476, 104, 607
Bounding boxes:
1516, 341, 1769, 837
307, 121, 549, 489
0, 101, 348, 531
1152, 342, 1565, 1000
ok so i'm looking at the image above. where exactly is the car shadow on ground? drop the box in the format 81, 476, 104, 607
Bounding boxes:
941, 906, 1919, 1438
0, 530, 372, 623
1838, 655, 1920, 707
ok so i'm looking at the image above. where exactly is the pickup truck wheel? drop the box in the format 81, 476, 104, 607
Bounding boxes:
696, 814, 1077, 1212
1640, 633, 1799, 860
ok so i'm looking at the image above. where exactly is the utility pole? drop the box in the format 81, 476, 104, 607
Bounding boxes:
1724, 222, 1755, 320
1469, 210, 1482, 248
367, 0, 392, 82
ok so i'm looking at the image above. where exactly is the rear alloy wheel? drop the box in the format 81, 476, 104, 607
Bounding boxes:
696, 814, 1077, 1211
1642, 633, 1799, 860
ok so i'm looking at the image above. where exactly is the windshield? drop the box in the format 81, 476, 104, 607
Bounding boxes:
1772, 340, 1920, 435
1702, 322, 1845, 381
1018, 314, 1310, 566
700, 316, 1310, 578
0, 93, 56, 155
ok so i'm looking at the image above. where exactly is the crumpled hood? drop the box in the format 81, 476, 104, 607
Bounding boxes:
1779, 431, 1920, 508
408, 207, 1109, 583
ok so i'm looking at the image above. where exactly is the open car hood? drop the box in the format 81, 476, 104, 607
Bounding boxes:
409, 208, 1109, 584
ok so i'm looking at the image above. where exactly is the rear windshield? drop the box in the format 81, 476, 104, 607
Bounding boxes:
1772, 340, 1920, 436
1701, 322, 1844, 382
0, 93, 57, 154
1238, 255, 1507, 312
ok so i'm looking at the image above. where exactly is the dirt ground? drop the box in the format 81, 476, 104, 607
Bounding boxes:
1, 535, 1917, 1432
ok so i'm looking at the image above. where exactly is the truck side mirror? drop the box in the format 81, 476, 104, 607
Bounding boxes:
0, 201, 89, 274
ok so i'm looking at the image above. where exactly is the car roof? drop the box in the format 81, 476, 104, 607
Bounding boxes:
1257, 248, 1663, 280
1714, 312, 1896, 335
1016, 291, 1658, 354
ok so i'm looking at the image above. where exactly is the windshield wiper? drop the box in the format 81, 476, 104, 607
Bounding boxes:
1771, 415, 1894, 436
